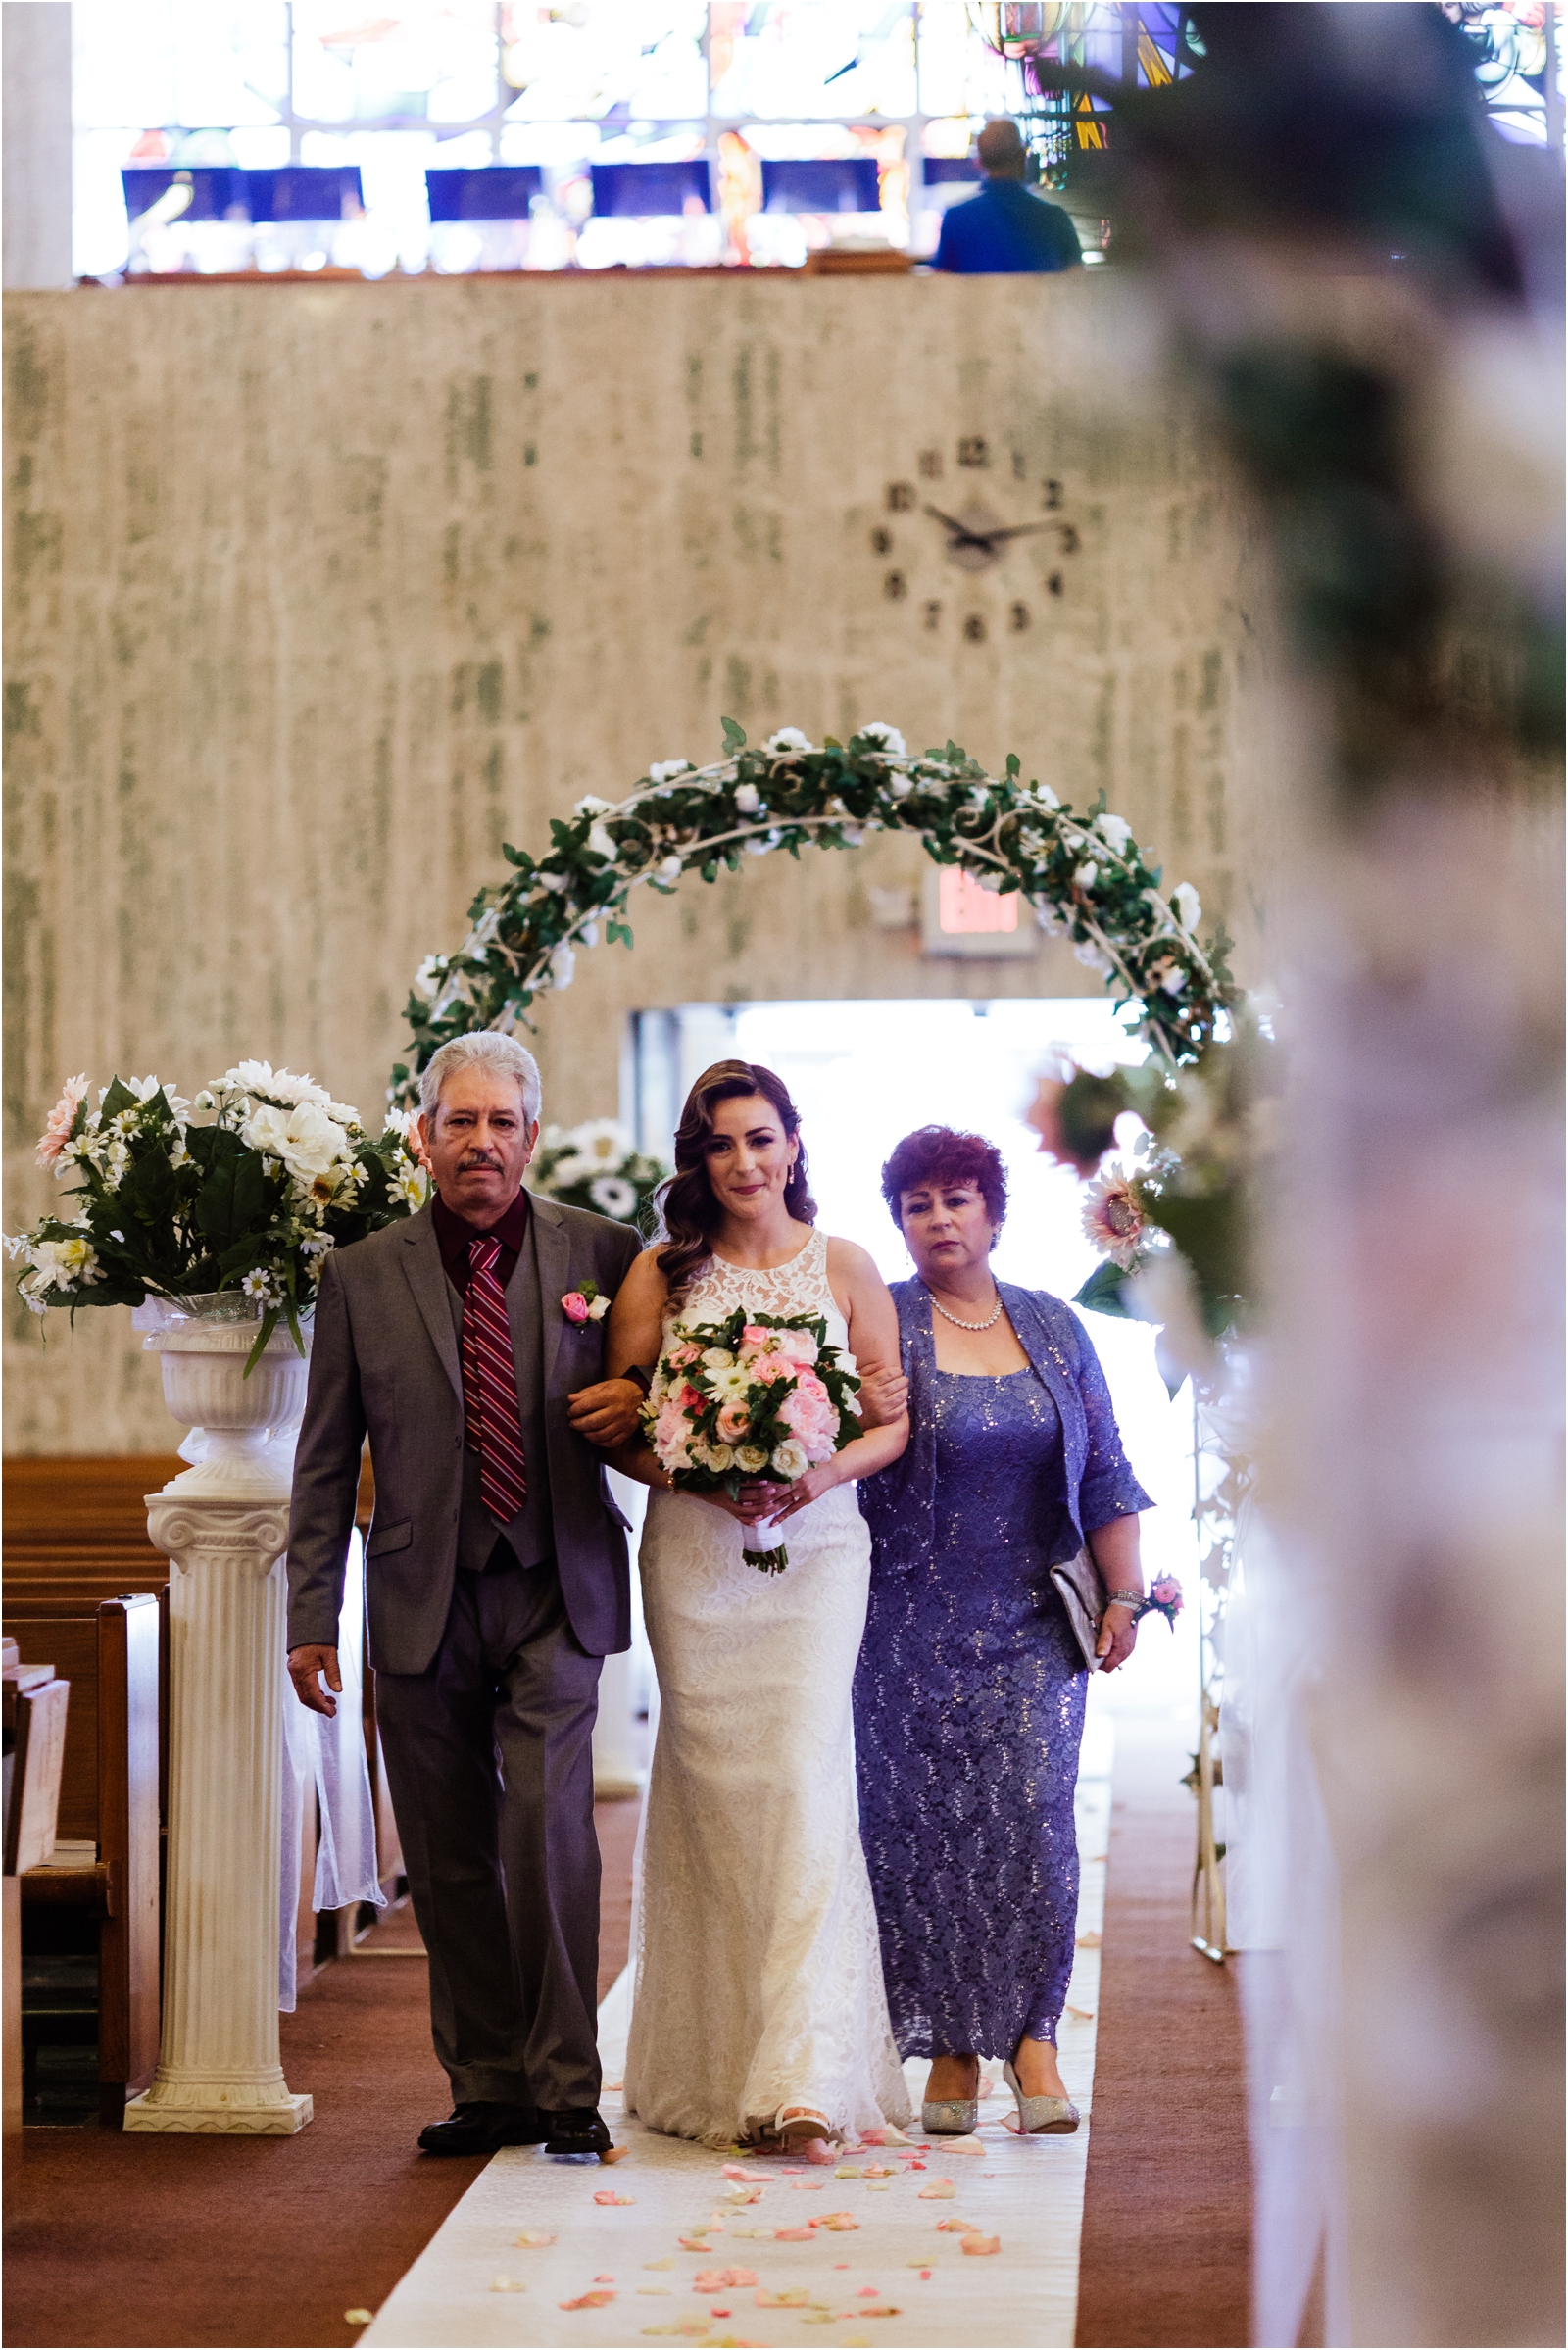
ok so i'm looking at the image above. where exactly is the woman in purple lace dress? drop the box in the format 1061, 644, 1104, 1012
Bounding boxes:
855, 1127, 1153, 2136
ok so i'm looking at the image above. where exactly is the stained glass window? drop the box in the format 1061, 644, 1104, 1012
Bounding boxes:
72, 0, 1565, 279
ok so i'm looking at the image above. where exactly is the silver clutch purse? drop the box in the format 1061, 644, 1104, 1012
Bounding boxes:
1050, 1545, 1107, 1672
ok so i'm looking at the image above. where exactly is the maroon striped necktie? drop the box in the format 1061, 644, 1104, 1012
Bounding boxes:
462, 1234, 527, 1526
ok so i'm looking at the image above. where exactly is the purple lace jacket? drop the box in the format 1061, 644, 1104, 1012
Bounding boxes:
858, 1278, 1152, 1572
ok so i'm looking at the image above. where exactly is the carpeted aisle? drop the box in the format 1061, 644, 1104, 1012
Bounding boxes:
1073, 1709, 1251, 2348
3, 1731, 1250, 2349
1, 1800, 644, 2350
349, 1732, 1115, 2350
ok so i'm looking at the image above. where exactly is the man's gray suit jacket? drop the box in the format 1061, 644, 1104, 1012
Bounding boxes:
286, 1194, 644, 1674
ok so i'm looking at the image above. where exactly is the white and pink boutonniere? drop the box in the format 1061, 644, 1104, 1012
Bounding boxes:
561, 1279, 611, 1325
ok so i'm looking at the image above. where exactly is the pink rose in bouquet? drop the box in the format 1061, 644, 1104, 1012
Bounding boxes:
640, 1305, 862, 1574
36, 1074, 89, 1170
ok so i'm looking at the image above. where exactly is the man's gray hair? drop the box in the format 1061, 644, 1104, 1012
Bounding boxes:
419, 1033, 543, 1125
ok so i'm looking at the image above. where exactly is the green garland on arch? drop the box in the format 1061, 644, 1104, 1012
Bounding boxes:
392, 718, 1238, 1107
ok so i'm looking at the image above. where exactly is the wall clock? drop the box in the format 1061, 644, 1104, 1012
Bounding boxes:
866, 439, 1081, 642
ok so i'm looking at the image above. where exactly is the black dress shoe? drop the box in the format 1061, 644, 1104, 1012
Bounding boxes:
540, 2106, 613, 2157
417, 2100, 546, 2156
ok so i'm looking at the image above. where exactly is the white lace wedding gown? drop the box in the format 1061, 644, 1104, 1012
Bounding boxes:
623, 1228, 912, 2148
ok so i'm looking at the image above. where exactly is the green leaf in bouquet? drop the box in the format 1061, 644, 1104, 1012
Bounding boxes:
213, 1235, 266, 1280
117, 1142, 179, 1228
244, 1306, 281, 1376
1073, 1259, 1141, 1320
97, 1076, 141, 1120
194, 1138, 267, 1248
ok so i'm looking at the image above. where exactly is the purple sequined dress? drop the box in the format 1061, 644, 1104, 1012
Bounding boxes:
854, 1363, 1102, 2059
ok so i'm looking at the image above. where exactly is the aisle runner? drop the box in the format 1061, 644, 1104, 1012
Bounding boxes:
364, 1717, 1112, 2350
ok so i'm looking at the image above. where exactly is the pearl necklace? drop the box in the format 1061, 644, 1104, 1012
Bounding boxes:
925, 1282, 1004, 1333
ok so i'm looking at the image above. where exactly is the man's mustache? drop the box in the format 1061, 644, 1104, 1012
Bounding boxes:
457, 1153, 504, 1171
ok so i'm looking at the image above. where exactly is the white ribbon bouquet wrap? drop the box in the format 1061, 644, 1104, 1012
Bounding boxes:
640, 1307, 861, 1573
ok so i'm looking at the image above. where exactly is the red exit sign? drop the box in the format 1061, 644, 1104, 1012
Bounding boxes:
921, 867, 1034, 959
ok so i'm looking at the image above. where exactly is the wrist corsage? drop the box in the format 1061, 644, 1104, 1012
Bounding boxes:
561, 1280, 611, 1325
1104, 1575, 1183, 1630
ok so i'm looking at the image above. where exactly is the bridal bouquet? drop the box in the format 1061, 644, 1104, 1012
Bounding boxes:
642, 1307, 861, 1574
7, 1062, 429, 1371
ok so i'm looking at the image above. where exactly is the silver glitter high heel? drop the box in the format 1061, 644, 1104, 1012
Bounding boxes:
1003, 2059, 1080, 2134
921, 2096, 979, 2135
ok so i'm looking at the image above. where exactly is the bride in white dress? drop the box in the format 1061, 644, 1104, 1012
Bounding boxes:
607, 1059, 913, 2150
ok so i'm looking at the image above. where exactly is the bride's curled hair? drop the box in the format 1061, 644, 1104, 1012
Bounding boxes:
655, 1059, 817, 1301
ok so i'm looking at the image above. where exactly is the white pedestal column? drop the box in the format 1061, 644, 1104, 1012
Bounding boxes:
123, 1318, 313, 2135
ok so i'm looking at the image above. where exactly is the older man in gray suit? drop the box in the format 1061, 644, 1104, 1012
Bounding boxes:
286, 1033, 645, 2158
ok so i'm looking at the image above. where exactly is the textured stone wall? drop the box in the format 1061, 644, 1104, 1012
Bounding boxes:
4, 272, 1285, 1450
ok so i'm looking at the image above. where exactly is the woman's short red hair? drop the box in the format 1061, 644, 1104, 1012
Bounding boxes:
880, 1125, 1008, 1234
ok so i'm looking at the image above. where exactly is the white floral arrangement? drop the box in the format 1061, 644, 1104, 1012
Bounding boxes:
8, 1061, 429, 1369
527, 1117, 668, 1235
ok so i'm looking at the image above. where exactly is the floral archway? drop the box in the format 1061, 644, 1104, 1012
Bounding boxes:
393, 718, 1250, 1336
396, 717, 1234, 1076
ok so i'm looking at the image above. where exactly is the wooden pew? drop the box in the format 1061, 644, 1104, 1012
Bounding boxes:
4, 1462, 173, 2120
3, 1598, 161, 2125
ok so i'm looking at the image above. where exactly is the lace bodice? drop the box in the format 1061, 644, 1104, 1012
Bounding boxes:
674, 1226, 851, 1359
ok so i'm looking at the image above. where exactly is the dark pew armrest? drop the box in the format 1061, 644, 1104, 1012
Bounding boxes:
21, 1861, 114, 1914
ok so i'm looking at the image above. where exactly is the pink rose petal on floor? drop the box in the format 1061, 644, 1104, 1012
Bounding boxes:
721, 2164, 751, 2180
560, 2288, 615, 2308
593, 2190, 635, 2206
773, 2227, 812, 2241
917, 2179, 956, 2199
804, 2136, 835, 2167
515, 2228, 556, 2247
599, 2144, 631, 2163
961, 2234, 1002, 2256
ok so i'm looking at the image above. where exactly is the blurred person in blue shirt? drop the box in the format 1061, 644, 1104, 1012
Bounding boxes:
934, 119, 1083, 275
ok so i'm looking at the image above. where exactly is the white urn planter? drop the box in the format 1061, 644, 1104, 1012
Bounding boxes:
124, 1300, 316, 2135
